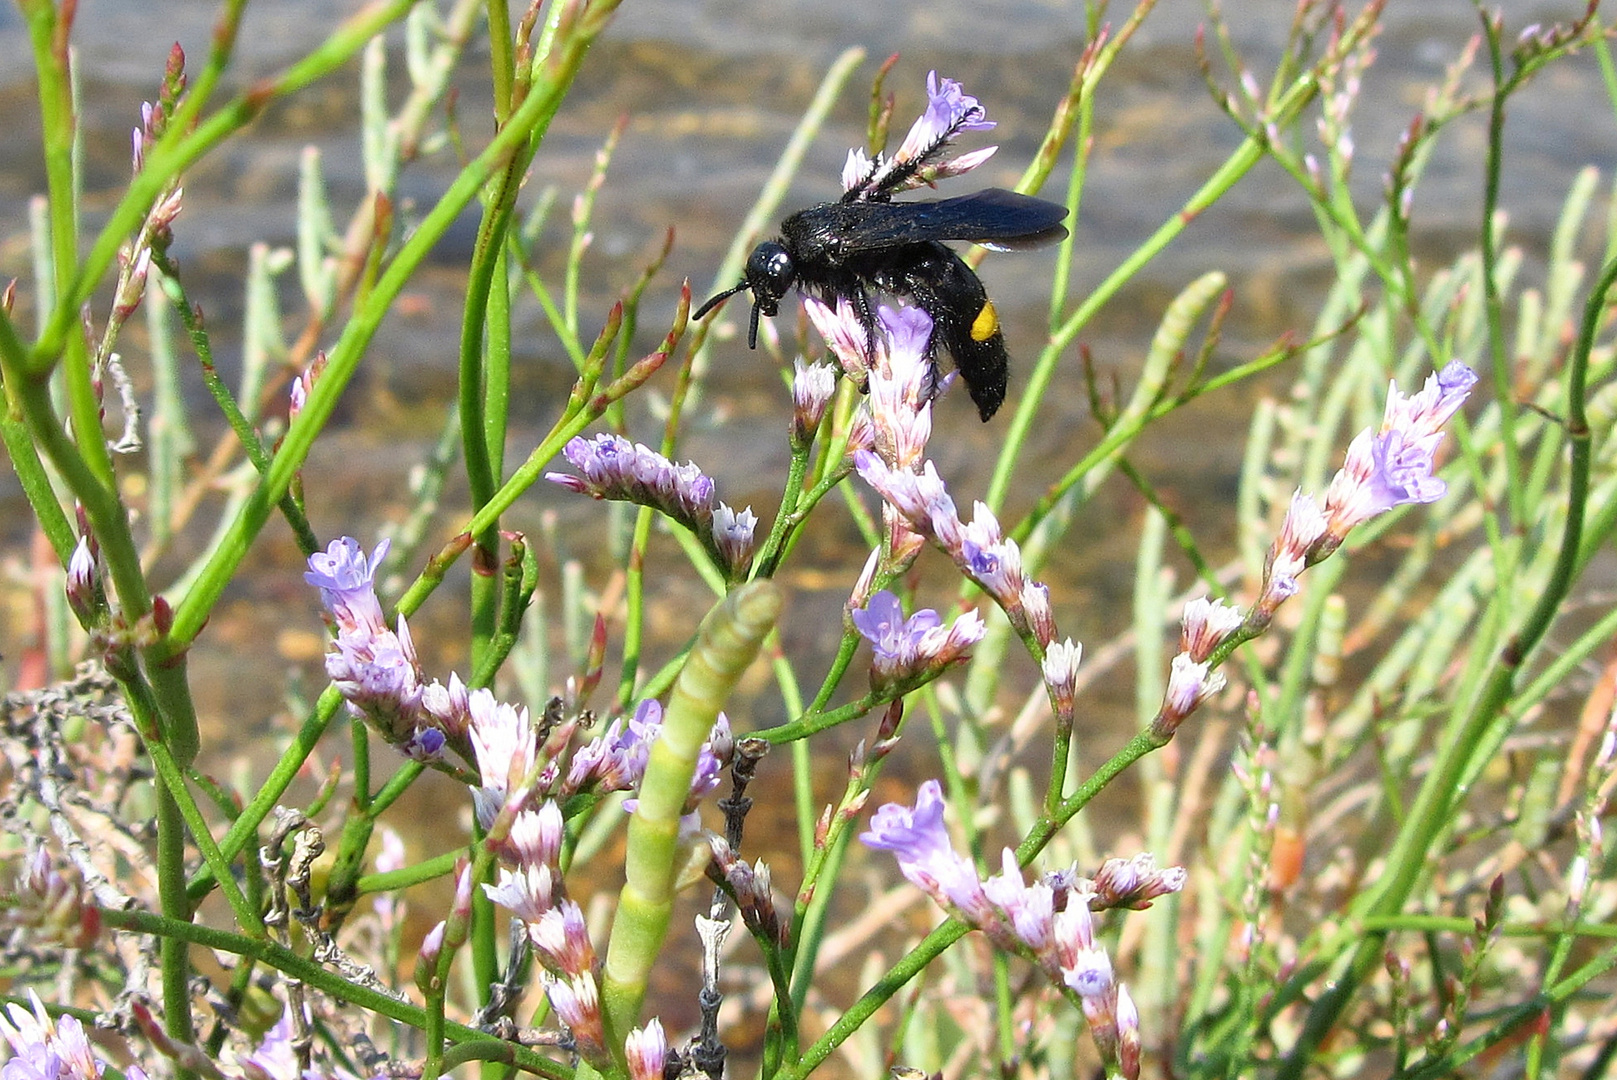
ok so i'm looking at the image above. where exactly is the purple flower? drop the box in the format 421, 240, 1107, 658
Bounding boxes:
306, 537, 390, 636
867, 305, 938, 467
861, 780, 988, 915
625, 1019, 668, 1080
792, 359, 837, 442
325, 612, 425, 742
848, 72, 999, 197
469, 689, 537, 828
484, 862, 559, 923
547, 434, 717, 536
1321, 362, 1477, 538
713, 503, 758, 576
400, 726, 445, 762
852, 590, 941, 660
851, 590, 984, 690
0, 991, 104, 1080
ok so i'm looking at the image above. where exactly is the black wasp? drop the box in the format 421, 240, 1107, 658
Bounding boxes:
695, 110, 1068, 421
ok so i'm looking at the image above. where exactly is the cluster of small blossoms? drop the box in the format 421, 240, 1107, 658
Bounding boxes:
473, 698, 730, 1061
861, 781, 1181, 1080
1258, 362, 1477, 625
842, 71, 998, 198
305, 538, 449, 757
706, 836, 789, 948
853, 445, 1072, 661
115, 50, 187, 327
806, 295, 1082, 723
0, 991, 144, 1080
1146, 362, 1478, 739
808, 299, 942, 568
304, 532, 732, 1060
850, 589, 985, 694
546, 434, 757, 578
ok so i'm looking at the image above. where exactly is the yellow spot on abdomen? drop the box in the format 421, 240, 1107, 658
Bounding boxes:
971, 300, 999, 343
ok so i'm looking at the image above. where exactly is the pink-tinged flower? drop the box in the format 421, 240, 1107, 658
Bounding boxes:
855, 454, 965, 548
1320, 363, 1476, 540
306, 537, 390, 636
861, 780, 989, 917
982, 849, 1056, 954
625, 1019, 667, 1080
420, 671, 471, 739
1116, 984, 1141, 1080
546, 972, 606, 1058
1021, 581, 1057, 647
1180, 596, 1245, 663
504, 800, 565, 871
867, 305, 938, 467
1152, 653, 1227, 738
416, 921, 445, 984
531, 899, 597, 977
846, 548, 882, 614
849, 72, 999, 197
1088, 853, 1188, 911
713, 502, 758, 576
469, 689, 537, 828
65, 536, 100, 624
792, 359, 837, 443
1042, 638, 1083, 719
1257, 490, 1327, 621
804, 295, 874, 383
0, 991, 104, 1080
483, 863, 558, 923
852, 590, 985, 691
547, 434, 717, 536
564, 699, 658, 795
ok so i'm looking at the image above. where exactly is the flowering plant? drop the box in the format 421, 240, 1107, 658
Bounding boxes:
2, 4, 1615, 1080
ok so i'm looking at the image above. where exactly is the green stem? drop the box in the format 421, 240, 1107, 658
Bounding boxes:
599, 583, 781, 1056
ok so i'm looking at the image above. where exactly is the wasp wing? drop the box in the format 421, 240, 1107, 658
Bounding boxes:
830, 188, 1069, 252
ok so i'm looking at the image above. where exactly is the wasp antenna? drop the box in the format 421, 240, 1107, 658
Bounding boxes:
747, 299, 763, 350
694, 281, 749, 322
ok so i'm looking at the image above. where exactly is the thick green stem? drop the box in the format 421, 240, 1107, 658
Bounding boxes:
599, 582, 781, 1055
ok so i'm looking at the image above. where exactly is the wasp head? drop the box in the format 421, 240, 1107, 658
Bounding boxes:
695, 240, 797, 350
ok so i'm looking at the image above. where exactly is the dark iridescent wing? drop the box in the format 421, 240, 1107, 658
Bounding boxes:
830, 189, 1069, 252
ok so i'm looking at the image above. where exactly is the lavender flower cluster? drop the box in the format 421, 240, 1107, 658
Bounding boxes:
861, 781, 1186, 1078
303, 536, 720, 1070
